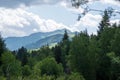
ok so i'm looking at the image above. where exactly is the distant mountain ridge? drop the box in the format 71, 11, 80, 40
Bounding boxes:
4, 29, 76, 50
25, 34, 63, 49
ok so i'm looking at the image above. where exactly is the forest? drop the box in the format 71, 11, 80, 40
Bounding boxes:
0, 9, 120, 80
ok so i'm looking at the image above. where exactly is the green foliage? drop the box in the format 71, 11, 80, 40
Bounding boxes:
53, 45, 62, 64
68, 31, 89, 73
38, 75, 54, 80
56, 72, 85, 80
31, 46, 53, 61
0, 35, 6, 66
23, 75, 54, 80
62, 30, 69, 41
97, 27, 115, 80
17, 47, 29, 66
107, 52, 120, 80
96, 9, 117, 80
0, 76, 6, 80
99, 27, 115, 54
22, 65, 31, 77
53, 30, 70, 73
1, 51, 22, 79
68, 31, 99, 80
87, 35, 99, 80
27, 57, 37, 69
34, 57, 63, 77
98, 10, 110, 36
68, 72, 85, 80
0, 35, 6, 55
111, 28, 120, 56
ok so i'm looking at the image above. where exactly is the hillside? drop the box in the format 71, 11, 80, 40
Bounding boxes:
4, 29, 75, 50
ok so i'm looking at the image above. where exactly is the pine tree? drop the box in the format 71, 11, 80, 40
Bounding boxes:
61, 30, 70, 72
53, 45, 62, 64
62, 30, 69, 41
0, 34, 6, 66
96, 9, 115, 80
68, 31, 90, 79
87, 35, 99, 80
16, 47, 28, 66
98, 10, 110, 36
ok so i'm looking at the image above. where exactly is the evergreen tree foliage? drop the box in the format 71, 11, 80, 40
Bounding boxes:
53, 45, 62, 64
107, 52, 120, 80
0, 35, 6, 66
96, 10, 112, 80
62, 30, 69, 41
17, 47, 29, 66
111, 28, 120, 56
68, 31, 90, 79
98, 10, 110, 36
87, 35, 99, 80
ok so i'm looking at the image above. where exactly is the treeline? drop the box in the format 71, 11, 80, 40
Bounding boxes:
0, 9, 120, 80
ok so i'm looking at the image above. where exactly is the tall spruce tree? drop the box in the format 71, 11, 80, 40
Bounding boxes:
62, 30, 69, 41
53, 45, 62, 64
16, 47, 28, 66
61, 30, 70, 72
0, 34, 6, 66
68, 31, 90, 79
98, 10, 110, 36
96, 9, 115, 80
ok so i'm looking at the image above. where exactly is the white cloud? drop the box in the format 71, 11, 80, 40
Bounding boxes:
101, 0, 120, 6
72, 13, 102, 34
110, 19, 120, 25
0, 8, 71, 38
0, 28, 26, 38
33, 28, 38, 32
74, 14, 102, 27
0, 8, 30, 28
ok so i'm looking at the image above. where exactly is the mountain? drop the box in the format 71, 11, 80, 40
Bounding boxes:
4, 29, 75, 50
25, 34, 63, 49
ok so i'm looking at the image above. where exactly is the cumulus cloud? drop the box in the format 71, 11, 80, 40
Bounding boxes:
72, 13, 102, 34
101, 0, 120, 6
74, 14, 102, 27
110, 19, 120, 25
0, 8, 71, 37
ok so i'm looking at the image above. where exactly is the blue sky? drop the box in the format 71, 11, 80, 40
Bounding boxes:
0, 0, 120, 38
28, 5, 77, 26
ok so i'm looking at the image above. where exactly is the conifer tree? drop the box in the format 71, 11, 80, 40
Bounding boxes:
98, 10, 110, 36
16, 47, 28, 66
0, 34, 6, 66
